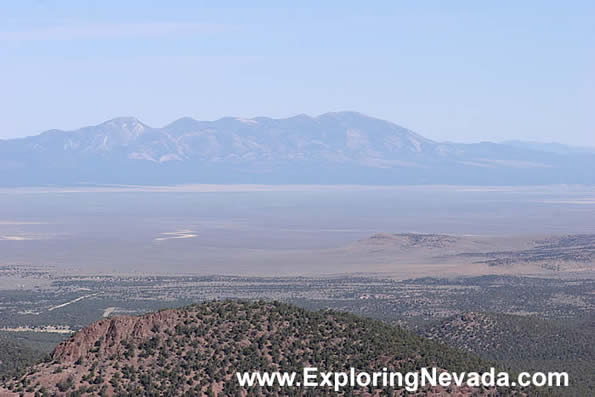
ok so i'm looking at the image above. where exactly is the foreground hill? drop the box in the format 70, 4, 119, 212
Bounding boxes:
424, 312, 594, 395
2, 112, 594, 186
0, 301, 507, 396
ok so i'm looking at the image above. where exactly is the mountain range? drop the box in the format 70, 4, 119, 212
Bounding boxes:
1, 112, 593, 186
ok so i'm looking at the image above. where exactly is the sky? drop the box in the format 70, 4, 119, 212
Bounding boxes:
1, 1, 593, 145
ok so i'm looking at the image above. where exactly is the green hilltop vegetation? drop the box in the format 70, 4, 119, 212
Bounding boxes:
424, 312, 594, 396
0, 332, 65, 382
0, 300, 521, 396
0, 336, 43, 382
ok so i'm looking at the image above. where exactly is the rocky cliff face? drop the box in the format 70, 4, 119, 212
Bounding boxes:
52, 309, 181, 363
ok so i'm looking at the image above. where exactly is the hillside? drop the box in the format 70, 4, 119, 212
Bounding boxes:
0, 301, 505, 396
0, 335, 46, 382
2, 112, 594, 186
424, 312, 594, 395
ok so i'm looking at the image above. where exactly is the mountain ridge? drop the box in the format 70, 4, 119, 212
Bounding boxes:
1, 111, 594, 186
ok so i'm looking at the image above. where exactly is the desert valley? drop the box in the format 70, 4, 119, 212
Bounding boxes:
0, 184, 593, 395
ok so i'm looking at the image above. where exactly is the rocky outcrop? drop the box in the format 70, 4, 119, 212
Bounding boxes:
53, 309, 181, 363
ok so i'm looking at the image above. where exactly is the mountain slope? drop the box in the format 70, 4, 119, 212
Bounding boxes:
1, 301, 499, 396
1, 112, 594, 186
424, 312, 594, 395
0, 335, 46, 382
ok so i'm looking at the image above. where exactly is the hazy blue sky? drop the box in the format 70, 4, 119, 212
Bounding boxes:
1, 1, 593, 145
